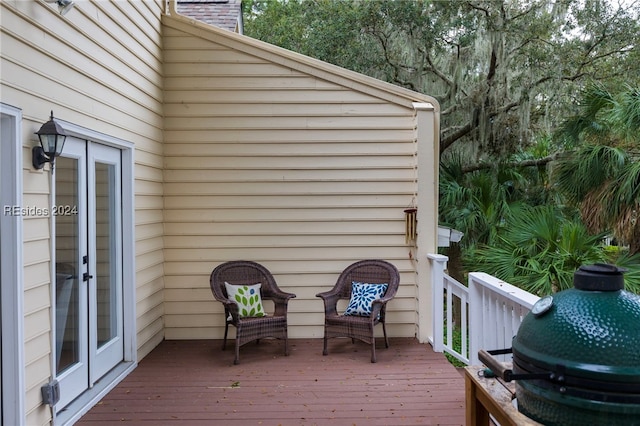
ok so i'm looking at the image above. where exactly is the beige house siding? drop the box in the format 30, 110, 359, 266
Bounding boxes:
2, 1, 439, 423
162, 14, 436, 341
0, 1, 165, 423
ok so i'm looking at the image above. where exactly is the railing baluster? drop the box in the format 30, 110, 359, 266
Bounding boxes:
460, 291, 468, 360
446, 284, 453, 348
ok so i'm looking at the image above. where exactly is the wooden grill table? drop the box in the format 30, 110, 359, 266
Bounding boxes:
465, 365, 542, 426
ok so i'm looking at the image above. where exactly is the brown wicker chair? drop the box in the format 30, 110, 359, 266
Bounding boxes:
210, 260, 296, 364
316, 259, 400, 362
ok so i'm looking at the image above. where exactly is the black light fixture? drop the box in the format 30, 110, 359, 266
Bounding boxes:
44, 0, 75, 15
33, 111, 67, 171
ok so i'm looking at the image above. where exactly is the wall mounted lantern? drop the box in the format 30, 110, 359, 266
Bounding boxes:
33, 111, 67, 171
44, 0, 75, 15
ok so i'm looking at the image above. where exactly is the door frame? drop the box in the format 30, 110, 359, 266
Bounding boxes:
0, 103, 25, 426
54, 121, 136, 425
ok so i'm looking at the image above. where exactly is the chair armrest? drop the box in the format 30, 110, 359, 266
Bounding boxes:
370, 296, 393, 319
316, 289, 340, 300
221, 300, 240, 322
271, 289, 297, 301
375, 293, 395, 305
316, 291, 341, 316
272, 292, 296, 317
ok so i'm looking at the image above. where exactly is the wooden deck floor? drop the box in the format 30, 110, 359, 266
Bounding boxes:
77, 338, 465, 425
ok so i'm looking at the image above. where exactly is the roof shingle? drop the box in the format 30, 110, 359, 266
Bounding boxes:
177, 0, 243, 33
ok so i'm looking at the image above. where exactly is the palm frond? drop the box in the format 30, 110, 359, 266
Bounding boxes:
613, 85, 640, 142
553, 144, 628, 204
613, 252, 640, 294
470, 205, 610, 295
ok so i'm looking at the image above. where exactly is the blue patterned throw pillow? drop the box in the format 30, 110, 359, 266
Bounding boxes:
344, 282, 389, 316
225, 282, 266, 318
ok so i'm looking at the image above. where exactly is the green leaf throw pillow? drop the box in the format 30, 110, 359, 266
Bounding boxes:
344, 281, 388, 317
224, 282, 266, 318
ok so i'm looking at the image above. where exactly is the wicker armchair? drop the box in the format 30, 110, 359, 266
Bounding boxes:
316, 259, 400, 362
210, 261, 296, 364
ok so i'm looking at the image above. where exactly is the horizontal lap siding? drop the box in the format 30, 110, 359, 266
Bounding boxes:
162, 24, 419, 340
1, 1, 165, 423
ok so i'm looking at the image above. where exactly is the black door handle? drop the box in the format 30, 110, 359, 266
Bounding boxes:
83, 272, 93, 281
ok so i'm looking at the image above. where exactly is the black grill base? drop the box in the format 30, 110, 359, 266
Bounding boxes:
516, 381, 640, 426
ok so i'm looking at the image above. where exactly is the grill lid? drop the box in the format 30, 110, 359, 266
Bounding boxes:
512, 264, 640, 384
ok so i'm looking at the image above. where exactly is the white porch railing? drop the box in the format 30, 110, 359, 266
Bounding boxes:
428, 254, 540, 365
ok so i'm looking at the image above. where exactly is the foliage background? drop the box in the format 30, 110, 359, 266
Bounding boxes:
243, 0, 640, 294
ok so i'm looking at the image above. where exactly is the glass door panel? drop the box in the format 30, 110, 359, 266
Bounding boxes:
55, 156, 80, 374
95, 162, 117, 348
89, 143, 123, 381
55, 137, 88, 410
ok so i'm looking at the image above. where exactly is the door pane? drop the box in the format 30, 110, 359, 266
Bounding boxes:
95, 162, 117, 348
55, 156, 80, 373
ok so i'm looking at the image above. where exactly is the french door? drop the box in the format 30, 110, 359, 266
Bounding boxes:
55, 137, 124, 409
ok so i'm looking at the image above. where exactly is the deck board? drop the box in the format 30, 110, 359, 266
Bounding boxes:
78, 338, 465, 425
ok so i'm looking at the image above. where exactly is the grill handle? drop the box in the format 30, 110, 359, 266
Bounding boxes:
478, 349, 515, 381
479, 348, 555, 382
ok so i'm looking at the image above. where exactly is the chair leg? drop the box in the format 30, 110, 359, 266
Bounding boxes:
234, 340, 240, 365
370, 337, 377, 363
382, 321, 390, 348
284, 336, 289, 356
322, 334, 328, 356
222, 323, 229, 350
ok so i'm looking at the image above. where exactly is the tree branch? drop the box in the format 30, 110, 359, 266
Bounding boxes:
424, 53, 455, 88
441, 99, 520, 153
467, 2, 490, 17
441, 123, 473, 152
461, 154, 558, 174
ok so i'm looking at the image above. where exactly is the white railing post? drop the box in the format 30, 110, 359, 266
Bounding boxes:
468, 273, 484, 366
427, 254, 448, 352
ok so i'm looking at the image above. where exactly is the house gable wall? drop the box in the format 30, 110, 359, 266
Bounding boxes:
0, 1, 166, 423
162, 15, 428, 340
